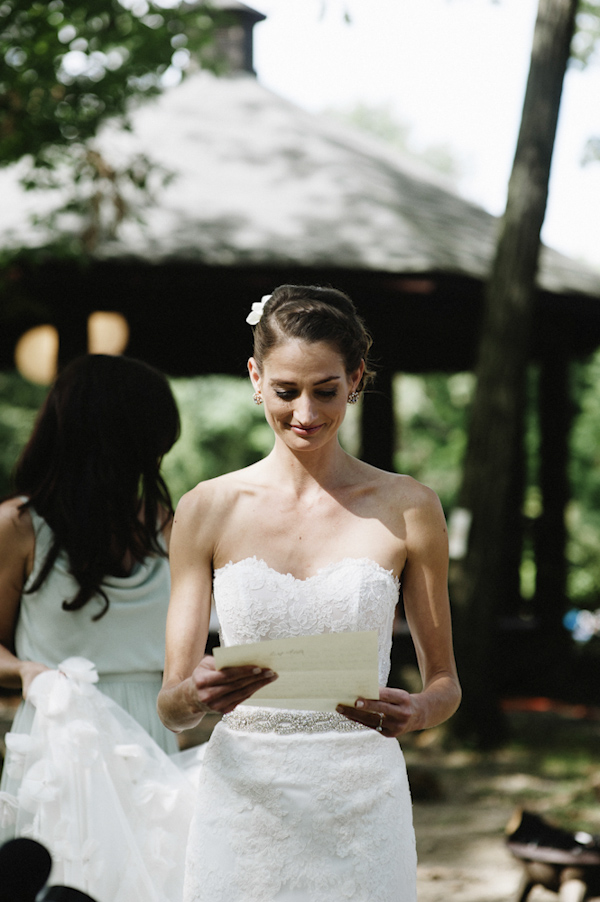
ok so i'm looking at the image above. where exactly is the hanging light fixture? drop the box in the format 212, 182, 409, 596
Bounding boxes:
87, 311, 129, 355
14, 325, 59, 385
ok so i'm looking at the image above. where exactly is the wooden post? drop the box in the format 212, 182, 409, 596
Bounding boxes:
360, 366, 395, 472
56, 310, 88, 370
533, 349, 572, 688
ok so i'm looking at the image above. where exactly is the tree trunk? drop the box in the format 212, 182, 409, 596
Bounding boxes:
450, 0, 578, 747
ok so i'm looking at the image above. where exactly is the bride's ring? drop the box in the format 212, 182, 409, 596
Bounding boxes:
375, 712, 385, 733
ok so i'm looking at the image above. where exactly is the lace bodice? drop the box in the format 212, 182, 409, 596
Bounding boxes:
213, 557, 400, 686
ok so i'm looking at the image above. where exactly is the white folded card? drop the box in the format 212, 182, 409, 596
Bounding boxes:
213, 630, 380, 711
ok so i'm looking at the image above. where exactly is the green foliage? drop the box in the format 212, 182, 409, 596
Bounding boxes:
0, 370, 368, 510
568, 347, 600, 607
0, 371, 276, 506
162, 375, 274, 505
0, 0, 218, 168
0, 1, 229, 252
0, 371, 47, 497
23, 144, 175, 253
162, 375, 361, 504
394, 372, 474, 513
573, 0, 600, 164
573, 0, 600, 65
3, 360, 600, 613
392, 362, 600, 610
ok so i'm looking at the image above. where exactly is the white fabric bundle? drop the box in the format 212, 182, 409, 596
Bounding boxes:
0, 658, 204, 902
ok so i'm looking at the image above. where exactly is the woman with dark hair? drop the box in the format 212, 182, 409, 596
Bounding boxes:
0, 353, 180, 757
159, 285, 461, 902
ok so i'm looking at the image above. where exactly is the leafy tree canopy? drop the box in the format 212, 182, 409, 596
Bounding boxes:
0, 0, 218, 168
573, 0, 600, 63
575, 0, 600, 162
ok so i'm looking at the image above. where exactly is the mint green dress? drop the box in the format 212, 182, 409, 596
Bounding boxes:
4, 505, 176, 755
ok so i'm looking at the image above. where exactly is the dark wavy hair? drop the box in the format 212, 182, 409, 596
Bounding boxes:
250, 284, 375, 393
13, 354, 180, 620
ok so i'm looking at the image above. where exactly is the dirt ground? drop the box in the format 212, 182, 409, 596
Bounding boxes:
409, 742, 543, 902
404, 708, 600, 902
2, 698, 600, 902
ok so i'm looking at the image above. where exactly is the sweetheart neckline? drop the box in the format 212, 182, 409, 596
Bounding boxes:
213, 556, 400, 587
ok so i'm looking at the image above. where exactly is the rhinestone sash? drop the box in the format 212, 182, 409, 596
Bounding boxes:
222, 708, 369, 735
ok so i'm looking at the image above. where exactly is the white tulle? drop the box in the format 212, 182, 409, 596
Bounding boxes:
1, 658, 204, 902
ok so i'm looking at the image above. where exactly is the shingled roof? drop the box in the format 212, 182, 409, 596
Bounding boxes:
1, 67, 599, 298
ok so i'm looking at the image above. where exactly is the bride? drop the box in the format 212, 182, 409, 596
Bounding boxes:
158, 284, 462, 902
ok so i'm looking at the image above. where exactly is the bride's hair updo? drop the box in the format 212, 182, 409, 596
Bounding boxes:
251, 285, 375, 393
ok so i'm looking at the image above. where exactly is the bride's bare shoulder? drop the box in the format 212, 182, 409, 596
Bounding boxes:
393, 472, 441, 508
174, 464, 264, 523
359, 465, 445, 528
358, 461, 440, 505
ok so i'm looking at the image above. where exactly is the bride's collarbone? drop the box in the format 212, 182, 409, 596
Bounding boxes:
229, 483, 402, 548
246, 493, 380, 528
224, 533, 399, 580
219, 490, 404, 572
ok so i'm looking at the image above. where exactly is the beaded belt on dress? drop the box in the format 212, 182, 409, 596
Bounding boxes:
222, 707, 369, 734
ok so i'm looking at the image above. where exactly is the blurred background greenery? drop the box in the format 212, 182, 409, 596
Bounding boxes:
3, 350, 600, 617
396, 354, 600, 616
0, 367, 360, 503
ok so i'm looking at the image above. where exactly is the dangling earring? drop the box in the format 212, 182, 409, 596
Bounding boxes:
253, 390, 263, 406
347, 391, 360, 405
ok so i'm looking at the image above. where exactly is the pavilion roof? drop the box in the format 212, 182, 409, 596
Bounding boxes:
1, 68, 599, 299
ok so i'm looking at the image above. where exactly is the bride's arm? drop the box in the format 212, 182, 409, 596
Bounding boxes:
337, 480, 461, 738
157, 485, 277, 733
395, 482, 461, 731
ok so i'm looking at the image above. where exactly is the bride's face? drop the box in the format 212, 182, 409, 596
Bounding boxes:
248, 339, 363, 452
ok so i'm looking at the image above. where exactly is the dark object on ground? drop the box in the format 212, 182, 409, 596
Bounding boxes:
0, 837, 98, 902
406, 765, 444, 802
0, 838, 52, 902
39, 888, 98, 901
506, 809, 600, 902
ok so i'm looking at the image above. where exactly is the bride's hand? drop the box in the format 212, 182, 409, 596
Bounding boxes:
336, 687, 419, 738
188, 655, 278, 716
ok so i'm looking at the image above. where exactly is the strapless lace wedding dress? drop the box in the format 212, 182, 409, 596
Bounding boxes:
183, 557, 417, 902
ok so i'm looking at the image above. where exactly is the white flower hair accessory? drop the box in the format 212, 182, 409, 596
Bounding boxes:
246, 294, 272, 325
